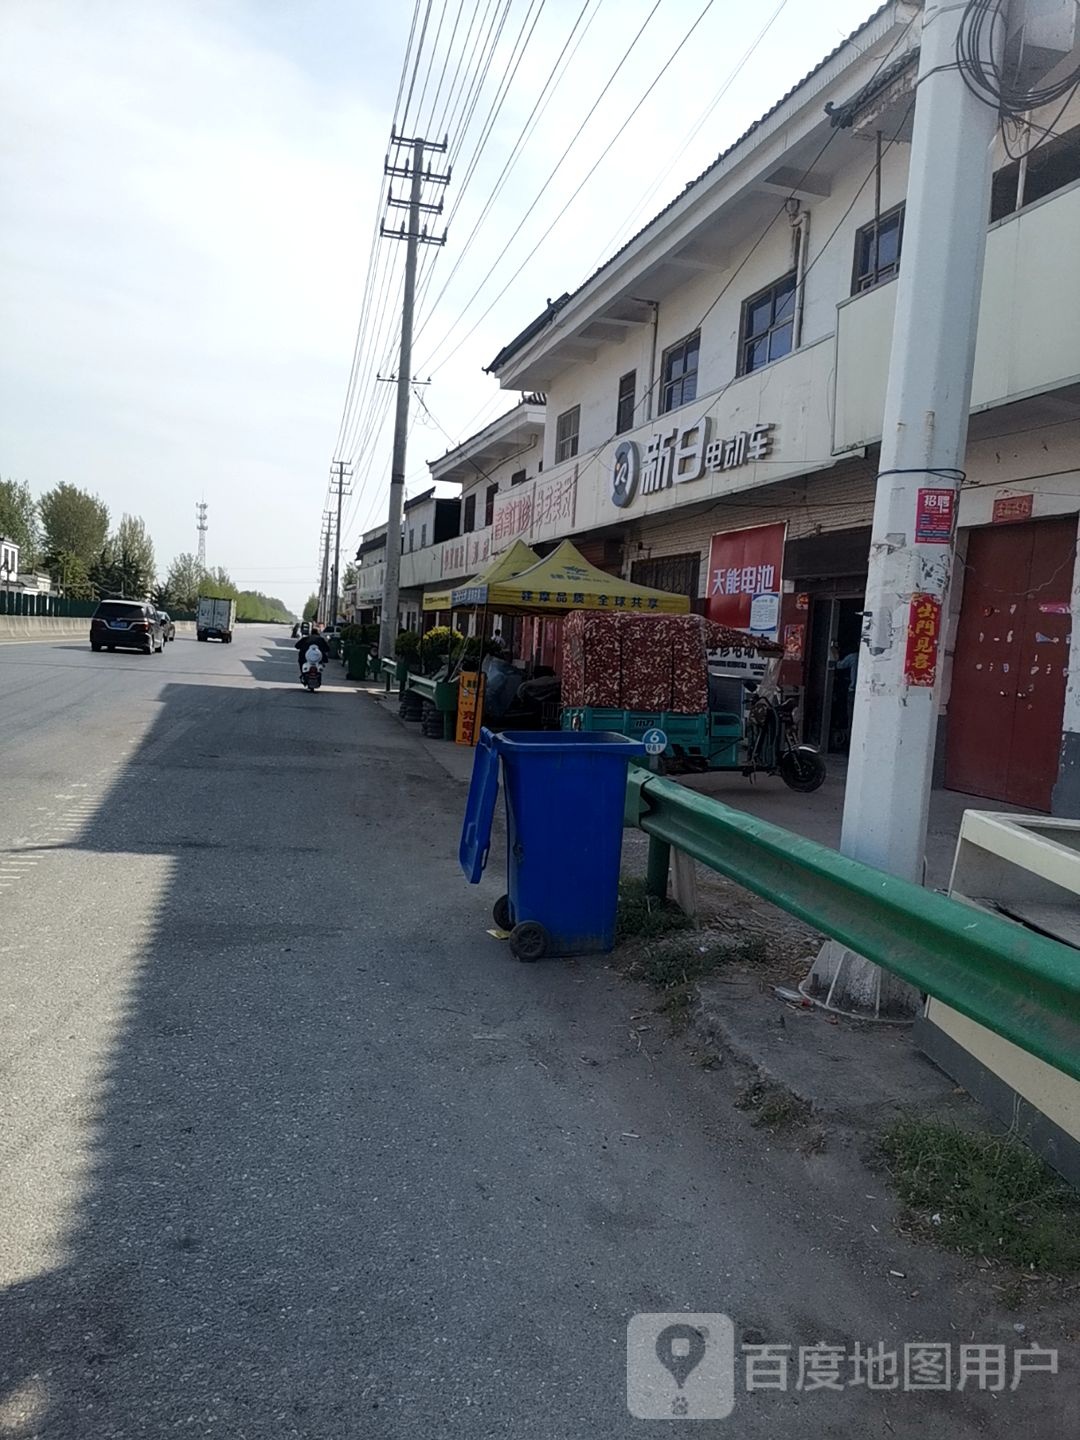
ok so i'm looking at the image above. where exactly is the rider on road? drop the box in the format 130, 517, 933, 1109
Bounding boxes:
296, 626, 330, 674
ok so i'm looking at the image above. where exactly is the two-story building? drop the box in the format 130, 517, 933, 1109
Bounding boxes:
483, 0, 1080, 814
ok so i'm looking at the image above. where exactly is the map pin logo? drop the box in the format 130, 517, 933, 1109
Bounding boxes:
655, 1323, 707, 1390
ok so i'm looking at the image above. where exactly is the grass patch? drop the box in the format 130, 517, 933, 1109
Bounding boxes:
881, 1118, 1080, 1273
616, 879, 693, 941
738, 1081, 812, 1131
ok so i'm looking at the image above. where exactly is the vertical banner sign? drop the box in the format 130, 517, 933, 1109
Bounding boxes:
456, 672, 486, 747
706, 522, 786, 638
904, 593, 942, 687
914, 488, 955, 543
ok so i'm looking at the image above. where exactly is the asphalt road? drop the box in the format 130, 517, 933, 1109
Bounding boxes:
0, 627, 1071, 1437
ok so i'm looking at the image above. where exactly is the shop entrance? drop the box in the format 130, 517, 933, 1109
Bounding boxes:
804, 595, 863, 752
945, 516, 1075, 811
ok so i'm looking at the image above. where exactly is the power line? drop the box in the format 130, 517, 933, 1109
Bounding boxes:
415, 0, 671, 373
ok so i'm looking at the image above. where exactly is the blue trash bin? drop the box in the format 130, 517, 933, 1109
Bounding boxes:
459, 727, 645, 960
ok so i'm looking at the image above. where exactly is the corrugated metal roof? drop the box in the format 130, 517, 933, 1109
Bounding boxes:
486, 1, 898, 375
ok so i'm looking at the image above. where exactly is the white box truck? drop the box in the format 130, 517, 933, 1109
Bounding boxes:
196, 596, 237, 643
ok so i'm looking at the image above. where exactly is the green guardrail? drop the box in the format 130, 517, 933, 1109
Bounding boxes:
406, 672, 458, 740
626, 768, 1080, 1084
381, 657, 407, 692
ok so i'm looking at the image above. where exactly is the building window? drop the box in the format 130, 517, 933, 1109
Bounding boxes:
852, 204, 904, 293
510, 469, 527, 486
615, 370, 636, 433
485, 483, 499, 527
991, 122, 1080, 222
739, 273, 796, 375
555, 406, 580, 463
408, 528, 415, 552
462, 493, 476, 533
659, 333, 699, 414
421, 523, 427, 547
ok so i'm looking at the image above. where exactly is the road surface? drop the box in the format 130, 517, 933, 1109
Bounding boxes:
0, 627, 1070, 1436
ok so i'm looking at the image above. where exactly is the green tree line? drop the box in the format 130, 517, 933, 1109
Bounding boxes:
1, 477, 292, 621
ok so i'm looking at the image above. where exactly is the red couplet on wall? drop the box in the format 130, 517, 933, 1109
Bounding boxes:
903, 593, 942, 687
706, 522, 786, 637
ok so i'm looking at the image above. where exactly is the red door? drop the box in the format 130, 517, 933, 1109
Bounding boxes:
945, 517, 1074, 810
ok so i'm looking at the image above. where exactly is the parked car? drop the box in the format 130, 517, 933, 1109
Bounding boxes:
157, 610, 176, 643
90, 600, 165, 654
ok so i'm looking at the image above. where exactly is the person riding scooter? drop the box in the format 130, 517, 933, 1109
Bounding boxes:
296, 625, 329, 675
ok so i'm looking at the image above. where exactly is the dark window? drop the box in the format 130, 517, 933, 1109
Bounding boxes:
852, 204, 904, 293
615, 370, 636, 433
462, 493, 476, 533
630, 552, 701, 603
659, 333, 699, 414
555, 406, 580, 463
991, 123, 1080, 222
408, 528, 414, 552
739, 273, 796, 375
485, 483, 499, 526
510, 469, 527, 486
420, 523, 427, 547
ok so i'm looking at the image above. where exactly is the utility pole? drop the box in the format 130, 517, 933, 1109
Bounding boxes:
810, 0, 1005, 1016
329, 460, 352, 627
318, 514, 333, 625
377, 130, 449, 660
195, 501, 208, 571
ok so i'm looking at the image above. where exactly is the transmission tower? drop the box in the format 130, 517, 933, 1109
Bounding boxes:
196, 501, 208, 569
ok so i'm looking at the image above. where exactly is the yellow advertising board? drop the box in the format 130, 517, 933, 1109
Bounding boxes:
455, 672, 486, 747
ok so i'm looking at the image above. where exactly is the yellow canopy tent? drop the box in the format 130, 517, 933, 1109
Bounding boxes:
441, 539, 543, 611
451, 539, 690, 614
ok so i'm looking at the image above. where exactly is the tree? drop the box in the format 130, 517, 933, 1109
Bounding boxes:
342, 562, 358, 593
50, 550, 94, 599
159, 552, 205, 611
0, 478, 39, 568
39, 483, 108, 567
303, 593, 318, 621
200, 566, 239, 601
89, 515, 156, 599
236, 590, 291, 623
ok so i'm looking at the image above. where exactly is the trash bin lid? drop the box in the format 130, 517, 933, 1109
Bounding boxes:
459, 728, 500, 884
492, 730, 646, 756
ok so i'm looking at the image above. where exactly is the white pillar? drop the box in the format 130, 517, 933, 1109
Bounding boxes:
809, 0, 1002, 1015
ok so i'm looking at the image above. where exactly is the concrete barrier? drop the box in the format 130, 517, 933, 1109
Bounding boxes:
0, 618, 197, 642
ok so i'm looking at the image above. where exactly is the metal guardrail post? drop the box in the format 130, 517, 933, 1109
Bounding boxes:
625, 768, 1080, 1082
646, 836, 671, 899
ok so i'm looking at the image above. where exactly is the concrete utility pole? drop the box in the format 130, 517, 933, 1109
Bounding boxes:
318, 515, 333, 625
329, 460, 352, 627
377, 131, 449, 661
810, 0, 1004, 1015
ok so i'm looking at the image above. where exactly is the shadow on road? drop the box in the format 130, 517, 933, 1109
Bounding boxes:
0, 674, 456, 1437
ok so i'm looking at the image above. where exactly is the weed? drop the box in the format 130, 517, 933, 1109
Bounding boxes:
880, 1118, 1080, 1273
737, 1081, 811, 1131
616, 879, 693, 942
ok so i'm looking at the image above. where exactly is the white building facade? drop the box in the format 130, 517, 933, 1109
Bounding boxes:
481, 0, 1080, 814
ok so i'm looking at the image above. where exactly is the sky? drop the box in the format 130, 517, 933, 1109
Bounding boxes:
0, 0, 874, 615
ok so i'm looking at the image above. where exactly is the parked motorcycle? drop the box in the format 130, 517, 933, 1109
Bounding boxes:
300, 644, 325, 693
744, 687, 826, 792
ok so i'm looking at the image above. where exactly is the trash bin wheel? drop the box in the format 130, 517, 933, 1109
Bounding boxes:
493, 894, 512, 930
509, 921, 548, 963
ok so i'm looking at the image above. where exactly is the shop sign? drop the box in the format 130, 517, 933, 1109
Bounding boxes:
903, 592, 942, 688
915, 488, 956, 543
455, 672, 486, 747
492, 470, 577, 549
992, 493, 1034, 524
706, 522, 786, 638
441, 526, 491, 578
609, 421, 774, 507
783, 623, 805, 662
